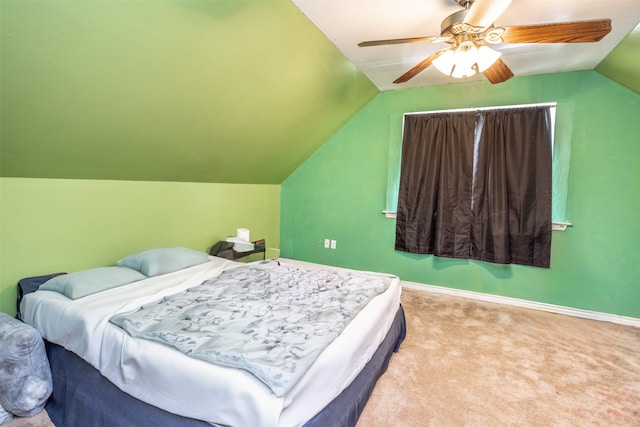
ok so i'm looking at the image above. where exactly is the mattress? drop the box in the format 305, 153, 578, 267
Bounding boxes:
21, 257, 402, 427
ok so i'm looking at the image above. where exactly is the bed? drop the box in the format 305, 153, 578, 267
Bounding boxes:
20, 249, 406, 427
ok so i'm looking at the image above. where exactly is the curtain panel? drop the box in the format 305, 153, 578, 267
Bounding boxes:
395, 106, 553, 268
395, 112, 476, 257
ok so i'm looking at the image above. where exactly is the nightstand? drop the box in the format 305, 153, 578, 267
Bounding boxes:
209, 239, 266, 261
232, 239, 266, 261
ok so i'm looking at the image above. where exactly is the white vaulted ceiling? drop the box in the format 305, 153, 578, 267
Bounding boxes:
293, 0, 640, 90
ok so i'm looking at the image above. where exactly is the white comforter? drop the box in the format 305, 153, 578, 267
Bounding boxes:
21, 257, 401, 427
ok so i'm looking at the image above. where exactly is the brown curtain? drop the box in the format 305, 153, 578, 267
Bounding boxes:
470, 107, 553, 267
395, 106, 553, 268
395, 112, 476, 257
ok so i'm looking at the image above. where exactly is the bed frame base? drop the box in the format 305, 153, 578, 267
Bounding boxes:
45, 305, 406, 427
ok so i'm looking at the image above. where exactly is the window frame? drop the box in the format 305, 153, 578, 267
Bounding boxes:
384, 102, 571, 231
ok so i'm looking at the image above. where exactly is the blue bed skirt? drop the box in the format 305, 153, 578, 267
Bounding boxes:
44, 305, 406, 427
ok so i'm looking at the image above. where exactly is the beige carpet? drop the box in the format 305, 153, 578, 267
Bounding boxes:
357, 288, 640, 426
6, 287, 640, 426
3, 411, 51, 427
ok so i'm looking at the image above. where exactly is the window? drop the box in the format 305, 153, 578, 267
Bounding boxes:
385, 103, 569, 228
393, 104, 556, 268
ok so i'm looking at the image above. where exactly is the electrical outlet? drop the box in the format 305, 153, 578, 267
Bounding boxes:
324, 239, 330, 248
330, 240, 337, 249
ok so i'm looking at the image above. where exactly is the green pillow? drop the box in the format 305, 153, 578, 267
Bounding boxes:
117, 247, 210, 277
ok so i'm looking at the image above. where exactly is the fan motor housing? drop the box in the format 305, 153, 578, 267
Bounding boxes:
441, 9, 469, 35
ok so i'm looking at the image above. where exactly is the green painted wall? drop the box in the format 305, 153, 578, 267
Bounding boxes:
281, 70, 640, 318
0, 0, 377, 184
596, 25, 640, 95
0, 178, 280, 315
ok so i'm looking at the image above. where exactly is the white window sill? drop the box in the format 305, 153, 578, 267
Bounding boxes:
551, 222, 572, 231
382, 211, 572, 231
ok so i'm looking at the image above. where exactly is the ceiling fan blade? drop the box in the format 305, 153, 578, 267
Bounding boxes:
501, 19, 611, 44
393, 50, 446, 84
464, 0, 513, 29
482, 58, 514, 84
358, 36, 442, 47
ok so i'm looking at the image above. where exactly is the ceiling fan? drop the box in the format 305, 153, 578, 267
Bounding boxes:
358, 0, 612, 84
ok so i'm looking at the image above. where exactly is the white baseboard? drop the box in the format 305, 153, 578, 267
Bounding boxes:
278, 258, 640, 328
401, 281, 640, 328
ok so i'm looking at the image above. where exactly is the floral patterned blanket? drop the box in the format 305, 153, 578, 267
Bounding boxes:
110, 260, 393, 396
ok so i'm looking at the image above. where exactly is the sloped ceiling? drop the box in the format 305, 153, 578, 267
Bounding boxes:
0, 0, 377, 184
0, 1, 637, 185
596, 24, 640, 93
293, 0, 640, 91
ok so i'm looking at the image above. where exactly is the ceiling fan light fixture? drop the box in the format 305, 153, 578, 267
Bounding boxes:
432, 42, 478, 78
432, 42, 501, 79
453, 42, 479, 78
432, 49, 456, 76
476, 44, 501, 71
